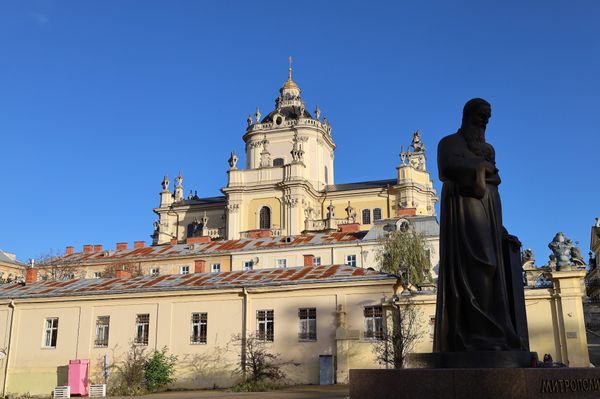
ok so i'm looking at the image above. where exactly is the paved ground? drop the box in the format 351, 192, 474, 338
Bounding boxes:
112, 385, 349, 399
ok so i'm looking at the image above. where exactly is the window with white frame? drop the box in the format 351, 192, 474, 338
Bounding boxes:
362, 209, 371, 225
373, 208, 382, 221
346, 254, 357, 267
190, 312, 207, 344
150, 268, 160, 277
95, 316, 110, 347
313, 256, 321, 266
257, 310, 274, 342
93, 272, 102, 279
298, 308, 317, 341
180, 265, 190, 275
364, 306, 384, 340
244, 261, 254, 271
43, 317, 59, 348
277, 259, 287, 268
211, 263, 221, 273
134, 314, 150, 345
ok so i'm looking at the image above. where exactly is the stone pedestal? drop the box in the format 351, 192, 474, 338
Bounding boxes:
406, 351, 537, 368
350, 368, 600, 399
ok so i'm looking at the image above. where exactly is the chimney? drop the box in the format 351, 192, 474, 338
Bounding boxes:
247, 229, 273, 238
134, 241, 146, 249
303, 255, 314, 267
65, 246, 74, 255
116, 242, 128, 251
115, 269, 132, 279
397, 207, 417, 217
338, 223, 360, 233
93, 244, 103, 253
194, 259, 206, 273
25, 268, 38, 284
186, 236, 211, 244
83, 244, 93, 253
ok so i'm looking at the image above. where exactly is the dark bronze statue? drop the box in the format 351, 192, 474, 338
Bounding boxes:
434, 98, 529, 354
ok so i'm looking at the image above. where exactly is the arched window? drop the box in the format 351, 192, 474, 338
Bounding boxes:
373, 208, 382, 221
362, 209, 371, 225
187, 223, 195, 237
259, 206, 271, 229
273, 158, 284, 167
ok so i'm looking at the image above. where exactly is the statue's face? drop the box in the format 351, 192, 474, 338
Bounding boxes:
468, 105, 491, 130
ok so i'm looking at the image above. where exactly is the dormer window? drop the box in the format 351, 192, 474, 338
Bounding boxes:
273, 158, 284, 167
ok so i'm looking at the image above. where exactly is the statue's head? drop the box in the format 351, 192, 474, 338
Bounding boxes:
462, 98, 491, 131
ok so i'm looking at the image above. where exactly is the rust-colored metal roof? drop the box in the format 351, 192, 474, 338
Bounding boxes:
0, 265, 395, 300
60, 231, 368, 264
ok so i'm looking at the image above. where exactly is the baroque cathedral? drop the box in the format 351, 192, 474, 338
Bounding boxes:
152, 60, 438, 245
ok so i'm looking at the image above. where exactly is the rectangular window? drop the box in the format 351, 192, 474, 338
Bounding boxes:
373, 208, 382, 221
298, 308, 317, 341
93, 272, 102, 279
362, 209, 371, 225
150, 268, 160, 277
346, 254, 357, 267
134, 314, 150, 345
180, 265, 190, 275
257, 310, 274, 342
244, 261, 254, 271
211, 263, 221, 273
313, 256, 321, 266
277, 259, 287, 268
95, 316, 110, 347
43, 318, 59, 348
364, 306, 384, 340
190, 313, 207, 344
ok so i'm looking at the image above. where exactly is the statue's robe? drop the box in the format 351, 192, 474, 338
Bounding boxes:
433, 132, 524, 352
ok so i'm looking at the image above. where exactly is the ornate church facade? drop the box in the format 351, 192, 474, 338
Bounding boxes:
152, 61, 437, 245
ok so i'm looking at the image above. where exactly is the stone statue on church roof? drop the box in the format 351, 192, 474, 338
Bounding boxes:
411, 130, 425, 153
255, 107, 261, 123
228, 151, 238, 170
161, 175, 170, 192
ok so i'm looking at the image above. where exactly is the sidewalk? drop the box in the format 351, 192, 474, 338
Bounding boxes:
111, 385, 349, 399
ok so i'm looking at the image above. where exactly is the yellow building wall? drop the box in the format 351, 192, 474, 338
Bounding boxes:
246, 197, 282, 231
0, 281, 395, 395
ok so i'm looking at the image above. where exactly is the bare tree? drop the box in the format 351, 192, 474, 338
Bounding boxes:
102, 261, 143, 278
35, 251, 81, 281
230, 333, 296, 385
372, 297, 423, 369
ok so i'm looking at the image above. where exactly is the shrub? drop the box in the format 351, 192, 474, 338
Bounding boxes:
144, 347, 178, 392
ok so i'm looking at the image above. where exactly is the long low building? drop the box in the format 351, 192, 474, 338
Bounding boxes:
0, 264, 592, 395
0, 265, 399, 395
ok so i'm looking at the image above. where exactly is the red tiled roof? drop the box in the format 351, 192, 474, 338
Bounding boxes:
54, 231, 368, 264
0, 265, 395, 300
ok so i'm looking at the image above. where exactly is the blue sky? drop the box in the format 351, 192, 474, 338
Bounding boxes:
0, 1, 598, 264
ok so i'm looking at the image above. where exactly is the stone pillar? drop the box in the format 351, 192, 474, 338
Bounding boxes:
551, 270, 590, 367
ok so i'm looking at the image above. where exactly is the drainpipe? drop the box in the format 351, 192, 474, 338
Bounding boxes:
2, 300, 16, 396
241, 287, 248, 379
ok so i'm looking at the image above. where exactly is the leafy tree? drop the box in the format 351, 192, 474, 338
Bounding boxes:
144, 347, 178, 392
376, 227, 431, 287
